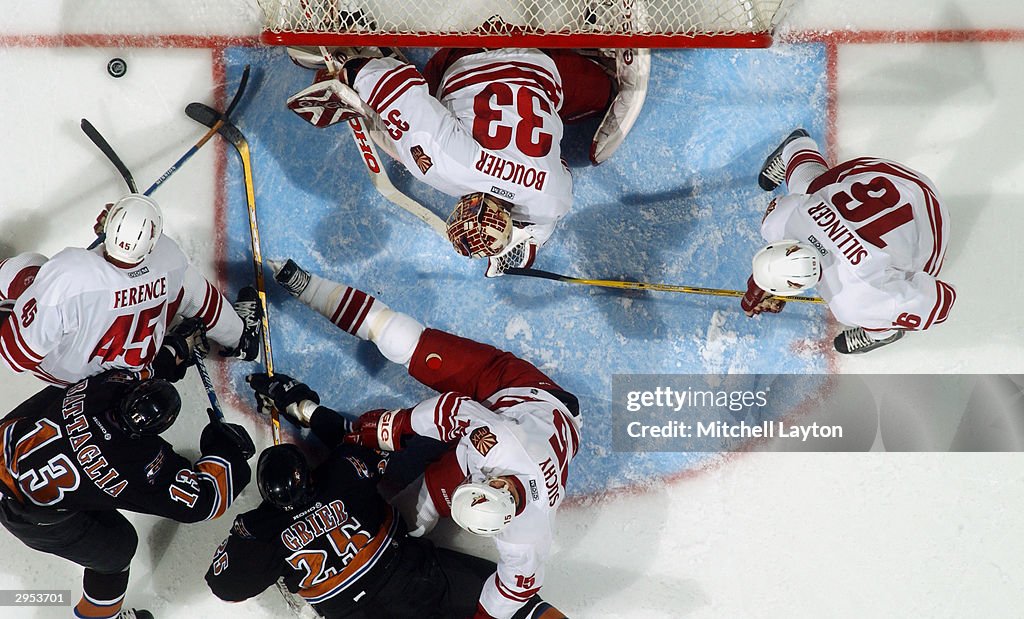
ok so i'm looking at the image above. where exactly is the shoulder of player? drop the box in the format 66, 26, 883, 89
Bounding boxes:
32, 247, 106, 286
229, 502, 289, 543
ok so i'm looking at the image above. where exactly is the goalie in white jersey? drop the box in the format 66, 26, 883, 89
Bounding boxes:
742, 129, 956, 354
285, 42, 648, 277
248, 258, 582, 619
0, 194, 262, 385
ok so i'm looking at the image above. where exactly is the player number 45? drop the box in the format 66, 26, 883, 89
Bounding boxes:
91, 303, 165, 366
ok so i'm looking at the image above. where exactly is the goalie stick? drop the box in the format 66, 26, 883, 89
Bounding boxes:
503, 267, 826, 304
312, 45, 448, 237
84, 65, 251, 249
185, 100, 282, 447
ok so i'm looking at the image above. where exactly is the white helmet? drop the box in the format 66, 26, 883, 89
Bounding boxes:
103, 194, 163, 265
751, 240, 821, 296
450, 479, 517, 536
446, 193, 513, 258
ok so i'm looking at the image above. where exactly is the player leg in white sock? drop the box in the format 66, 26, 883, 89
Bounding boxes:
269, 259, 424, 365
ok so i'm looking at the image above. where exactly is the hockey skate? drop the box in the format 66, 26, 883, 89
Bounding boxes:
116, 609, 154, 619
270, 259, 311, 298
758, 128, 810, 191
833, 328, 904, 354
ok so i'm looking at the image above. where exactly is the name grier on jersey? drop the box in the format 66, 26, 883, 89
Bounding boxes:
113, 276, 167, 309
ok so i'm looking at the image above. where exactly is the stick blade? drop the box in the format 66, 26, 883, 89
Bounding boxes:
185, 102, 220, 128
185, 102, 247, 148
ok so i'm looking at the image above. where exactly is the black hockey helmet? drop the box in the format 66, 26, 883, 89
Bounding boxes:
115, 379, 181, 439
257, 444, 315, 511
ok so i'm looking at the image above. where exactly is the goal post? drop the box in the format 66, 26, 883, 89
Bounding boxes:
257, 0, 794, 49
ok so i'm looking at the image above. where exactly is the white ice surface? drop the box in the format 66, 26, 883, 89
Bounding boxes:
1, 2, 1023, 618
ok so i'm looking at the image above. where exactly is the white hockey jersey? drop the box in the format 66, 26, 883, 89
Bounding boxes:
395, 327, 581, 619
761, 157, 956, 332
0, 236, 242, 385
353, 50, 573, 246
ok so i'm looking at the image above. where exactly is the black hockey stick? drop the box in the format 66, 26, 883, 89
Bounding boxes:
80, 119, 138, 193
85, 65, 252, 249
186, 100, 282, 446
193, 347, 225, 422
143, 64, 251, 195
503, 267, 825, 304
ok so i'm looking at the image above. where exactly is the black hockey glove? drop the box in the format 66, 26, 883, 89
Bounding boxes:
201, 419, 256, 460
151, 319, 206, 382
221, 286, 263, 361
246, 373, 320, 427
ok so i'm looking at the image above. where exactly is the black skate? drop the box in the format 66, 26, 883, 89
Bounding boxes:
117, 609, 155, 619
269, 259, 311, 298
833, 328, 904, 355
758, 128, 810, 191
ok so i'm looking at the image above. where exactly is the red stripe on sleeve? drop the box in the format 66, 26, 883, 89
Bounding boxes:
367, 65, 426, 112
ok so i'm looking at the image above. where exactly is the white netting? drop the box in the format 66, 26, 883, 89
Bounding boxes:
258, 0, 792, 46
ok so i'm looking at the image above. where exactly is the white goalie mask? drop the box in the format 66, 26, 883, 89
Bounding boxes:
751, 240, 821, 296
450, 478, 518, 537
446, 193, 514, 258
104, 194, 163, 265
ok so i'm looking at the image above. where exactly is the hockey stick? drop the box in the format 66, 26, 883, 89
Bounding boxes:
81, 119, 138, 193
193, 347, 226, 422
503, 267, 826, 304
84, 65, 252, 250
143, 64, 251, 196
313, 46, 448, 236
348, 115, 449, 237
185, 101, 282, 446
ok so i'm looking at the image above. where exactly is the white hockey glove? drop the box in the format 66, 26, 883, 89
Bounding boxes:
286, 69, 373, 129
485, 227, 538, 278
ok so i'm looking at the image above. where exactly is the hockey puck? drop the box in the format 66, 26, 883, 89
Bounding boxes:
107, 58, 127, 78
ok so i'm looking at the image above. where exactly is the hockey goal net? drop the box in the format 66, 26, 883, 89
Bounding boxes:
257, 0, 793, 49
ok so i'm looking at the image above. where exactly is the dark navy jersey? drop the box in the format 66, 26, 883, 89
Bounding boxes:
0, 373, 249, 523
206, 443, 402, 613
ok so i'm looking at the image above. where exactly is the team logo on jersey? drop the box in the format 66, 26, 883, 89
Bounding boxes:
470, 426, 498, 456
144, 449, 166, 484
231, 517, 255, 539
762, 198, 777, 224
346, 456, 370, 479
410, 145, 433, 174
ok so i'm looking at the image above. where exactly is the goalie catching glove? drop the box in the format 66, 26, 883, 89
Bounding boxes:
343, 408, 413, 451
246, 372, 321, 427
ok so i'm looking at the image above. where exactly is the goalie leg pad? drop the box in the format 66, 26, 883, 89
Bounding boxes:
286, 71, 372, 128
590, 48, 651, 165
